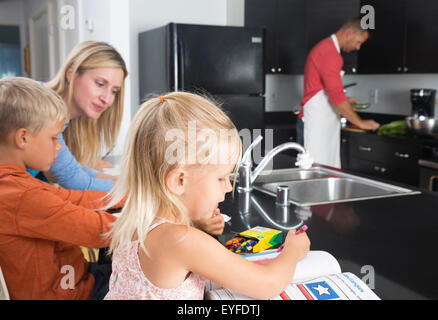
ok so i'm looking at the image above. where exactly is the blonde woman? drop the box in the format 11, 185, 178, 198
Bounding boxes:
32, 41, 128, 191
104, 92, 310, 300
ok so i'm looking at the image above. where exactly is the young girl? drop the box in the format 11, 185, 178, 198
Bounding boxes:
104, 92, 310, 300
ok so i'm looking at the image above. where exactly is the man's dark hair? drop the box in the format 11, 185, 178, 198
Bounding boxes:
340, 16, 371, 35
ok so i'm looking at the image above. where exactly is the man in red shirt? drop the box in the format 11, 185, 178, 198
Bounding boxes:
297, 17, 379, 168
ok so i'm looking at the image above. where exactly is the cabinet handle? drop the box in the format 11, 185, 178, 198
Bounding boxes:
397, 67, 402, 72
352, 68, 357, 73
359, 145, 372, 152
374, 165, 386, 173
429, 175, 438, 191
342, 138, 348, 143
404, 67, 408, 72
395, 151, 410, 159
277, 67, 282, 72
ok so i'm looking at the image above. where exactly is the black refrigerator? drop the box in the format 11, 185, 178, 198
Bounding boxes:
138, 23, 265, 131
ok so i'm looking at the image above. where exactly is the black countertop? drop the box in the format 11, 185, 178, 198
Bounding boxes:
217, 154, 438, 300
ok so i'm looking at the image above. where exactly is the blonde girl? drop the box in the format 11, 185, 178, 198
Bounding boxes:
36, 41, 128, 191
104, 92, 310, 300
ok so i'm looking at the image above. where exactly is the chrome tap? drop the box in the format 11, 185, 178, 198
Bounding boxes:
237, 136, 313, 192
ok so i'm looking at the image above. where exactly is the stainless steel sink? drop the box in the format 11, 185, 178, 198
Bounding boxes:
252, 167, 420, 206
252, 167, 332, 184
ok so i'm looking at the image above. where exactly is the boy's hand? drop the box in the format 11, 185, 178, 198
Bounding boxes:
193, 208, 225, 236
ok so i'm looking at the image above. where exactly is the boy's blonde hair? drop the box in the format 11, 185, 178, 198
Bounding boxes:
46, 41, 128, 168
106, 92, 242, 255
0, 77, 69, 143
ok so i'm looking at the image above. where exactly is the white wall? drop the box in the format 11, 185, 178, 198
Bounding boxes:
226, 0, 244, 26
128, 0, 243, 118
265, 73, 438, 116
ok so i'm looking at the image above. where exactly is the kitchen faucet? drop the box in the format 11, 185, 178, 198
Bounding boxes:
237, 136, 313, 192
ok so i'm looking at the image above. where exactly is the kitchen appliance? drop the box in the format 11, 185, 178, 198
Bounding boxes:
138, 23, 265, 131
418, 137, 438, 192
406, 88, 437, 137
410, 88, 436, 117
406, 115, 438, 137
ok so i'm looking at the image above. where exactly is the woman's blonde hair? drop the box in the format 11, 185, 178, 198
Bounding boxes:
105, 92, 242, 255
46, 41, 128, 168
0, 77, 68, 143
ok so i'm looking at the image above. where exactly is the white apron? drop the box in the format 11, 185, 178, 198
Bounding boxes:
303, 34, 343, 168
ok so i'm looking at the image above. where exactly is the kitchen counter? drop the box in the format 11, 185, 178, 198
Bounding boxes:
217, 154, 438, 300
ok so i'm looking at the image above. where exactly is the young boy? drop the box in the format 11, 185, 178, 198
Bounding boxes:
0, 77, 122, 300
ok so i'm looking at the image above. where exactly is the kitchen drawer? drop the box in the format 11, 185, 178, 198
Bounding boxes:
386, 141, 421, 168
348, 135, 420, 165
349, 157, 386, 177
348, 136, 387, 162
349, 157, 418, 186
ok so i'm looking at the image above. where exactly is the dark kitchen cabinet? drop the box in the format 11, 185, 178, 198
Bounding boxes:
404, 0, 438, 73
245, 0, 360, 74
341, 130, 421, 186
245, 0, 306, 74
268, 126, 298, 157
357, 0, 406, 74
358, 0, 438, 74
276, 0, 307, 74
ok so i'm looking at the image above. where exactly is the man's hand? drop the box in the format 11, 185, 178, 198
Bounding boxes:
358, 119, 380, 131
193, 208, 225, 236
337, 100, 380, 131
347, 97, 359, 105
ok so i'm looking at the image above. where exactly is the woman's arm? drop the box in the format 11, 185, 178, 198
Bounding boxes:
46, 129, 114, 191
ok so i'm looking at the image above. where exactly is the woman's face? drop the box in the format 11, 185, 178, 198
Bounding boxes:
67, 67, 124, 120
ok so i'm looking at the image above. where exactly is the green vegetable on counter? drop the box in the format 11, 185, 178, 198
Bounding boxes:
377, 120, 408, 137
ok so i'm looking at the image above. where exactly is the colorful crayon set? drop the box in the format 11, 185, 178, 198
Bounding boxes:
226, 237, 258, 253
225, 226, 283, 254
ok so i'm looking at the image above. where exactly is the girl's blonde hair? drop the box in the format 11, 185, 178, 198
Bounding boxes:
0, 77, 68, 143
105, 92, 242, 255
46, 41, 128, 168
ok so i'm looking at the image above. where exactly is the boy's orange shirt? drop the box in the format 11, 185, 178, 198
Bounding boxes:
0, 164, 121, 300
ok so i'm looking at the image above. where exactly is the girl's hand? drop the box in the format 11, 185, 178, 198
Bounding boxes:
94, 159, 115, 171
192, 208, 225, 236
283, 228, 310, 261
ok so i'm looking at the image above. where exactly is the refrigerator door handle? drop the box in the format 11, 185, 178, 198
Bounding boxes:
177, 39, 185, 91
